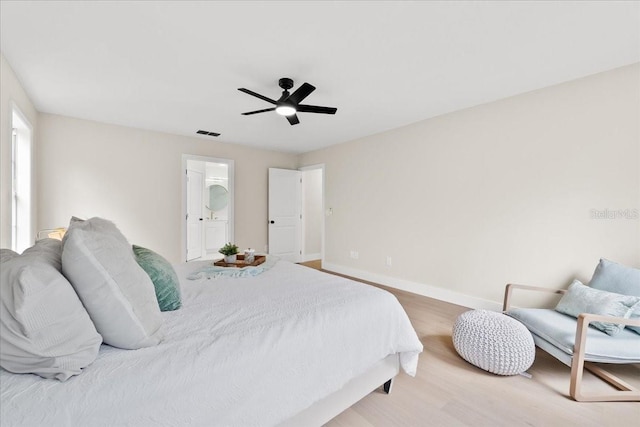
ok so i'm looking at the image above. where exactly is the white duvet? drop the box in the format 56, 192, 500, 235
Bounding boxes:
1, 260, 423, 427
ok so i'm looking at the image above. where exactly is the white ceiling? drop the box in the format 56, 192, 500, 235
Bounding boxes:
1, 1, 639, 154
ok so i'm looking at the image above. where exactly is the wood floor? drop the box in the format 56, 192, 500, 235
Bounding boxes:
298, 260, 640, 427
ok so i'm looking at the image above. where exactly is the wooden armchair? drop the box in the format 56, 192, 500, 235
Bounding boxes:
503, 283, 640, 402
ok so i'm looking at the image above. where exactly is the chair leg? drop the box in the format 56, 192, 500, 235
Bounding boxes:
569, 354, 584, 400
584, 363, 637, 392
570, 316, 640, 402
570, 361, 640, 402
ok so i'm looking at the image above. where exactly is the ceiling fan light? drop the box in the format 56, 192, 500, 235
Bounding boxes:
275, 105, 296, 116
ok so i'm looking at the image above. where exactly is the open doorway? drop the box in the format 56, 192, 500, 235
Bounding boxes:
182, 154, 234, 262
300, 165, 323, 264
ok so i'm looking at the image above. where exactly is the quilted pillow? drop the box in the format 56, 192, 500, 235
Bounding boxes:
0, 239, 102, 381
555, 279, 640, 336
62, 217, 164, 349
133, 245, 181, 311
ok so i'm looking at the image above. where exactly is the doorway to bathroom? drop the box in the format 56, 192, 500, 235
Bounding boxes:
182, 154, 234, 262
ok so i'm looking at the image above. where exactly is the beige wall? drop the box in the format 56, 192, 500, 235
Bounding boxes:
4, 49, 638, 309
300, 64, 640, 308
37, 114, 297, 263
0, 53, 38, 249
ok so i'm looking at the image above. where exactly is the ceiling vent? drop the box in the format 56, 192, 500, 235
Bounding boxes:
196, 130, 220, 137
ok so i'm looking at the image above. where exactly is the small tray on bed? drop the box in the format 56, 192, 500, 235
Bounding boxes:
213, 254, 266, 268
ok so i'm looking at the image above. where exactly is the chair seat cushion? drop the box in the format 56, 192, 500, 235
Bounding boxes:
507, 308, 640, 363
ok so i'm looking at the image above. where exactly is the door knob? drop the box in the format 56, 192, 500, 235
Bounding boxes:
270, 220, 275, 224
199, 218, 203, 221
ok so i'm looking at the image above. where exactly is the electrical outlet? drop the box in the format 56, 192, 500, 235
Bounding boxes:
386, 256, 392, 267
350, 250, 359, 259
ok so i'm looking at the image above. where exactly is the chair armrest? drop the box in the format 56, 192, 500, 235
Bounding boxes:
574, 313, 640, 358
573, 313, 640, 368
503, 283, 567, 312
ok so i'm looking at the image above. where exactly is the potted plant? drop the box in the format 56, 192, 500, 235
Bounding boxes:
219, 242, 239, 263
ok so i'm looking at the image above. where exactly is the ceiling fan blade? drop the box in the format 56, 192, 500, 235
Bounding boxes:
242, 107, 276, 116
286, 114, 300, 125
238, 88, 277, 105
286, 82, 316, 105
297, 104, 337, 114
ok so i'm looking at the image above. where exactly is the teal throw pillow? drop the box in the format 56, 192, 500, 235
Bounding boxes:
133, 245, 182, 311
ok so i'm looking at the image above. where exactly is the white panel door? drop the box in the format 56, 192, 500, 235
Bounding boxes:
268, 168, 302, 262
186, 169, 203, 261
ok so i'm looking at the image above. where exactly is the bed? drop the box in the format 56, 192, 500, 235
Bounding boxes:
1, 247, 423, 426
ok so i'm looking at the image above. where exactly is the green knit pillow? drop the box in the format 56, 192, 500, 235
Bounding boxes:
132, 245, 181, 311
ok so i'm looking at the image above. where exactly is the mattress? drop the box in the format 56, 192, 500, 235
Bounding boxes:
0, 259, 423, 427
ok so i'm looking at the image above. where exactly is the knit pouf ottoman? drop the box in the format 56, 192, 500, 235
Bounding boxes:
452, 309, 535, 376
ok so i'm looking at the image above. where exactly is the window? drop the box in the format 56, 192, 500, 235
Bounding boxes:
11, 107, 32, 253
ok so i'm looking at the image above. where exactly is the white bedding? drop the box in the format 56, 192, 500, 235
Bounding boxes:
1, 259, 423, 427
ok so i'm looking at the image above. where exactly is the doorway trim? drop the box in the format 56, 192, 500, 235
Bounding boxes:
181, 154, 235, 262
299, 163, 325, 264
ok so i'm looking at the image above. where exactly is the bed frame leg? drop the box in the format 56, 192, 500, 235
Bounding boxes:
383, 379, 393, 394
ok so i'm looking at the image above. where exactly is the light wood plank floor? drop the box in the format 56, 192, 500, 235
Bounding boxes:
298, 260, 640, 427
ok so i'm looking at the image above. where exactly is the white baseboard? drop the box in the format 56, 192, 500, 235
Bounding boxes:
301, 253, 322, 262
322, 262, 502, 311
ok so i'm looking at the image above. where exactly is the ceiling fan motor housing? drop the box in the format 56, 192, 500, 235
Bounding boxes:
279, 77, 294, 90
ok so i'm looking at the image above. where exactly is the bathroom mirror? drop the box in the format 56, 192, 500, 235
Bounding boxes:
207, 184, 229, 211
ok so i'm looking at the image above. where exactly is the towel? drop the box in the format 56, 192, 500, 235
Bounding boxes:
187, 256, 279, 280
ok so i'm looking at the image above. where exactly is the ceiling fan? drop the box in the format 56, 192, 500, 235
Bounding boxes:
238, 78, 337, 125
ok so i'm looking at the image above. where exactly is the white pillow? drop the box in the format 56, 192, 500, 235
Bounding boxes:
0, 239, 102, 381
62, 217, 164, 349
0, 248, 19, 263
